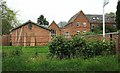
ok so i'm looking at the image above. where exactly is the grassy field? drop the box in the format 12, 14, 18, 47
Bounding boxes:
2, 46, 120, 71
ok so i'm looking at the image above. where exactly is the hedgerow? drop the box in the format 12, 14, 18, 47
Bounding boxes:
49, 35, 115, 59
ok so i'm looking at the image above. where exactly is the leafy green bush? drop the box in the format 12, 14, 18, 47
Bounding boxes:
70, 35, 86, 58
49, 35, 115, 59
49, 36, 72, 59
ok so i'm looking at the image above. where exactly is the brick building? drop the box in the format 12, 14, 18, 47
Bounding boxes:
49, 21, 61, 37
9, 10, 116, 46
60, 10, 116, 37
11, 20, 51, 46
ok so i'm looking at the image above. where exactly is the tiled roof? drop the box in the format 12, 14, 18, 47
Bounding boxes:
68, 12, 80, 24
67, 11, 116, 24
86, 14, 116, 23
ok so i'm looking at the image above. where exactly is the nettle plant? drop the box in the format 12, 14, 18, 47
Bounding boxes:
49, 35, 115, 59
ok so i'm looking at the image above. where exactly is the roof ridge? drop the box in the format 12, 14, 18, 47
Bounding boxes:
11, 20, 50, 31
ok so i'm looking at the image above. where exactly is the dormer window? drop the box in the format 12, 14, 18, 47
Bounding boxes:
28, 23, 32, 30
97, 17, 99, 20
76, 22, 80, 27
93, 17, 96, 20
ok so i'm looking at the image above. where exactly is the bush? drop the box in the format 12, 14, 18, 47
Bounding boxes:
49, 35, 115, 59
49, 36, 71, 59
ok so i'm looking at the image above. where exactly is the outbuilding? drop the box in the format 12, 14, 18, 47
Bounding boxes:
11, 20, 51, 46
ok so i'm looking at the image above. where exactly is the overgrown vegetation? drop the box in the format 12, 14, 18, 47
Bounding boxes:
116, 1, 120, 30
2, 46, 119, 71
1, 0, 20, 34
92, 25, 117, 34
49, 35, 115, 59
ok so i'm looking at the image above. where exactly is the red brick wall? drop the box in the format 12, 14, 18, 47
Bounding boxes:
63, 11, 90, 36
83, 32, 120, 54
2, 35, 10, 46
49, 21, 61, 35
11, 23, 51, 46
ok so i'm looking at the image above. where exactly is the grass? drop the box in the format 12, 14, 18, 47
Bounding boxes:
2, 46, 120, 71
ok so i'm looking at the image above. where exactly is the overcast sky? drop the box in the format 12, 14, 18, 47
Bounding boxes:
6, 0, 118, 24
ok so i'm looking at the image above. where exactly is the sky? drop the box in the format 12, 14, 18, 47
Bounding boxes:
6, 0, 118, 24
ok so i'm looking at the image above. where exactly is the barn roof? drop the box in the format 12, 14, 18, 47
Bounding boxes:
11, 20, 51, 31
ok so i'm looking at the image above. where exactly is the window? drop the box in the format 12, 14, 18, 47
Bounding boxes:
83, 31, 86, 33
28, 23, 32, 30
65, 32, 70, 36
76, 22, 80, 27
93, 17, 96, 20
97, 17, 99, 20
83, 22, 87, 27
65, 32, 70, 38
51, 29, 56, 38
76, 31, 80, 34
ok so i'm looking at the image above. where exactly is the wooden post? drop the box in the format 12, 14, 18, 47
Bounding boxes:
110, 34, 112, 41
117, 31, 120, 62
116, 31, 120, 56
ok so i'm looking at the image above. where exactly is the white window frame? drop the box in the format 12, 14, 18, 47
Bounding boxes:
76, 31, 80, 34
65, 32, 70, 38
83, 22, 87, 27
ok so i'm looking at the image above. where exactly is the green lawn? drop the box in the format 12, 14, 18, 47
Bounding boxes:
2, 46, 120, 71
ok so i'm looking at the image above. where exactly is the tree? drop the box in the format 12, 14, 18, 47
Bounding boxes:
0, 0, 19, 34
37, 15, 49, 26
106, 12, 116, 18
116, 0, 120, 30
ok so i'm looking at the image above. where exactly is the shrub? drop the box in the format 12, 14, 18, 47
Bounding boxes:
71, 35, 86, 58
49, 35, 115, 59
49, 36, 71, 59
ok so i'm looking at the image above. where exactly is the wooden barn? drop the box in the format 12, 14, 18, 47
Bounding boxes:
11, 20, 51, 46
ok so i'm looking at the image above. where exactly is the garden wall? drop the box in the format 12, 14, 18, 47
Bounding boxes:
83, 32, 120, 54
2, 35, 10, 46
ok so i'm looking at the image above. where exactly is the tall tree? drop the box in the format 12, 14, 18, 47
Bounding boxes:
0, 0, 19, 34
116, 0, 120, 30
37, 15, 49, 26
